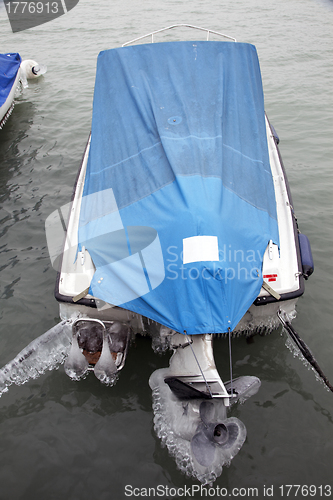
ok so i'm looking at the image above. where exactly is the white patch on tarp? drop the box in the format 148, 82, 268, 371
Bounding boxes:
183, 236, 219, 264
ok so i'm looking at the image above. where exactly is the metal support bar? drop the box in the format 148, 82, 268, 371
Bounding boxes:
122, 24, 236, 47
262, 280, 281, 300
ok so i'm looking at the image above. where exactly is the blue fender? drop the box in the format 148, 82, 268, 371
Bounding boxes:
298, 233, 314, 279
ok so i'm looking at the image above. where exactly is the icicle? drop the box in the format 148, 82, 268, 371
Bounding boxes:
94, 328, 117, 385
64, 327, 89, 381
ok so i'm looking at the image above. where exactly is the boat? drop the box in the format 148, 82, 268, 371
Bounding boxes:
0, 53, 21, 129
46, 25, 315, 481
0, 53, 47, 129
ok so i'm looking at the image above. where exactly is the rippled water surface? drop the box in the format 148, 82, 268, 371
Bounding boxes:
0, 0, 332, 498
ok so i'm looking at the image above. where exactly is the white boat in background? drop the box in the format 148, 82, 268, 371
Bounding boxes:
44, 25, 314, 481
0, 53, 47, 129
0, 53, 21, 129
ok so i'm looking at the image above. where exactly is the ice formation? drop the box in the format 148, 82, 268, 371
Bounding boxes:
149, 368, 247, 484
0, 320, 72, 397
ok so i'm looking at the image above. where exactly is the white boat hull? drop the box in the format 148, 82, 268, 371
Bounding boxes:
54, 117, 305, 336
0, 66, 21, 129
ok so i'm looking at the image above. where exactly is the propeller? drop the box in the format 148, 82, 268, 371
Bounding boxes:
190, 401, 241, 467
64, 327, 89, 381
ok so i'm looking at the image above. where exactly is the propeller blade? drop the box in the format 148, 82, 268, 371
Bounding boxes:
199, 401, 215, 424
191, 423, 217, 467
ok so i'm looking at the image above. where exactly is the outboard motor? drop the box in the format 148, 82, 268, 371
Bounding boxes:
149, 333, 261, 482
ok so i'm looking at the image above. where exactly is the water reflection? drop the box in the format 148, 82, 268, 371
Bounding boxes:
0, 100, 35, 186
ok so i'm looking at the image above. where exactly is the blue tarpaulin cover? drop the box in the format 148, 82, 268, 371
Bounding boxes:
78, 41, 279, 334
0, 53, 21, 107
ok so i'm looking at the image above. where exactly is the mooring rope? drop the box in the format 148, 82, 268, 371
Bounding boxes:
277, 310, 333, 393
228, 327, 234, 397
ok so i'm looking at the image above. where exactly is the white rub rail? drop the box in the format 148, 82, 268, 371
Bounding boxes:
122, 24, 237, 47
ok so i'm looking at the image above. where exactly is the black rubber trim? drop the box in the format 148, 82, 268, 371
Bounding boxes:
54, 271, 97, 307
254, 277, 305, 305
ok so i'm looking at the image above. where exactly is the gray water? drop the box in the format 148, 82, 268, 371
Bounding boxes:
0, 0, 332, 498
